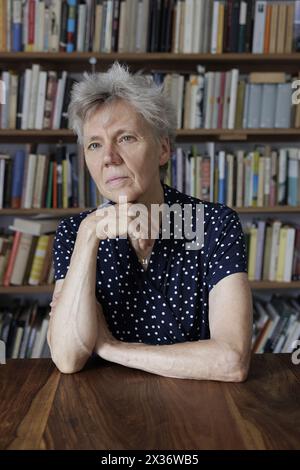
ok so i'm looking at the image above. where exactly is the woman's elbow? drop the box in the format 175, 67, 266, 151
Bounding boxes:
222, 347, 251, 382
54, 361, 83, 374
47, 327, 91, 374
51, 353, 87, 374
230, 363, 249, 382
49, 340, 89, 374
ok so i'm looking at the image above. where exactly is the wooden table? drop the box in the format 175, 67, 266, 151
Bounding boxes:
0, 354, 299, 450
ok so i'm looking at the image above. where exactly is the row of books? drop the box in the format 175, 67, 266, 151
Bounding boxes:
2, 143, 300, 211
166, 145, 300, 207
0, 66, 298, 131
0, 301, 50, 359
0, 145, 105, 209
0, 218, 60, 287
0, 65, 75, 130
162, 69, 296, 130
2, 141, 300, 211
252, 295, 300, 353
251, 0, 299, 54
212, 0, 298, 55
2, 1, 300, 54
244, 219, 300, 282
1, 213, 299, 286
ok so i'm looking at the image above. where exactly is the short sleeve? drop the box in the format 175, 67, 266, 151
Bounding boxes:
52, 217, 77, 281
206, 207, 248, 292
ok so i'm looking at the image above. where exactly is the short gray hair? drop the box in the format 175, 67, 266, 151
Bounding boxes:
68, 61, 177, 181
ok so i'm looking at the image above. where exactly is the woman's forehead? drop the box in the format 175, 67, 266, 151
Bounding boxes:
84, 101, 148, 135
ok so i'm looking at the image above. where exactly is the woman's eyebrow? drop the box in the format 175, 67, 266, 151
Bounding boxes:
84, 128, 138, 143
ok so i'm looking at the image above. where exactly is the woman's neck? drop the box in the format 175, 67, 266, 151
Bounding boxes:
129, 180, 164, 254
135, 180, 164, 210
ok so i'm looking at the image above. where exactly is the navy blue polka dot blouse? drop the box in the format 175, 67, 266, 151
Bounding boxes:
52, 183, 248, 345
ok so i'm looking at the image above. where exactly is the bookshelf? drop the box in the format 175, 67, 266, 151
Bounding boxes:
0, 52, 300, 291
1, 0, 300, 359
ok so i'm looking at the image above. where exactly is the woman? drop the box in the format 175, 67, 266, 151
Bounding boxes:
48, 62, 253, 381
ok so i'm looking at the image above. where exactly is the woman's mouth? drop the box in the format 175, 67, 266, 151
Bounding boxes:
106, 176, 129, 186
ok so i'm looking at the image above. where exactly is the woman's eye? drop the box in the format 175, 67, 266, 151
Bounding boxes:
88, 142, 100, 151
120, 135, 135, 143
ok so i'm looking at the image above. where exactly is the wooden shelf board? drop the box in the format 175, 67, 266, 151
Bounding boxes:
1, 281, 299, 294
0, 208, 89, 215
0, 52, 299, 61
1, 206, 300, 216
0, 129, 76, 143
1, 129, 300, 143
0, 285, 54, 294
250, 281, 300, 289
233, 206, 300, 213
1, 52, 300, 73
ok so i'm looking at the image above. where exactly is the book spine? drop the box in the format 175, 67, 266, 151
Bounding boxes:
56, 146, 64, 208
76, 3, 87, 52
10, 233, 33, 285
111, 0, 120, 52
26, 0, 35, 52
229, 0, 240, 52
292, 228, 300, 281
3, 158, 13, 208
46, 158, 53, 208
43, 71, 57, 129
28, 235, 49, 286
294, 1, 300, 52
52, 161, 57, 208
59, 0, 68, 51
3, 231, 21, 286
11, 149, 25, 208
12, 0, 22, 51
67, 0, 77, 52
252, 0, 266, 53
237, 0, 247, 52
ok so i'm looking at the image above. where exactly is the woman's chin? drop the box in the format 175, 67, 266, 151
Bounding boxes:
106, 186, 141, 203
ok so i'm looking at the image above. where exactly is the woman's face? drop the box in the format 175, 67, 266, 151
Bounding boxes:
83, 99, 170, 203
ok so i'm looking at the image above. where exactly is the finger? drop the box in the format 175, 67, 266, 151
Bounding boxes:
96, 217, 118, 239
127, 203, 148, 219
96, 204, 115, 218
127, 221, 147, 240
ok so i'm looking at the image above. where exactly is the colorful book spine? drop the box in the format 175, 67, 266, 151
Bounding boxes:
12, 0, 22, 51
67, 0, 77, 52
218, 151, 226, 204
28, 235, 50, 286
3, 231, 22, 286
11, 150, 26, 209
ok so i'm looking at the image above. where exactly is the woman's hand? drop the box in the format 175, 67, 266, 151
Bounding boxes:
78, 202, 133, 241
78, 201, 160, 251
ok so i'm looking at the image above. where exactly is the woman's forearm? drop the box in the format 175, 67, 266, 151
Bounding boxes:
49, 228, 100, 373
99, 338, 250, 382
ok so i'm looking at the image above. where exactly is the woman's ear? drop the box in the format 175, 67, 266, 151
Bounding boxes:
159, 136, 170, 166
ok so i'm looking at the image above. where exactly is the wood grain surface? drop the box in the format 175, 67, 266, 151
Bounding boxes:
0, 354, 299, 450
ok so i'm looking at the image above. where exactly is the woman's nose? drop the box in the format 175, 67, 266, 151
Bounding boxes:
103, 143, 123, 165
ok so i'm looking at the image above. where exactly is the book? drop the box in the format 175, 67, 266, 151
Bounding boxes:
9, 218, 60, 236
